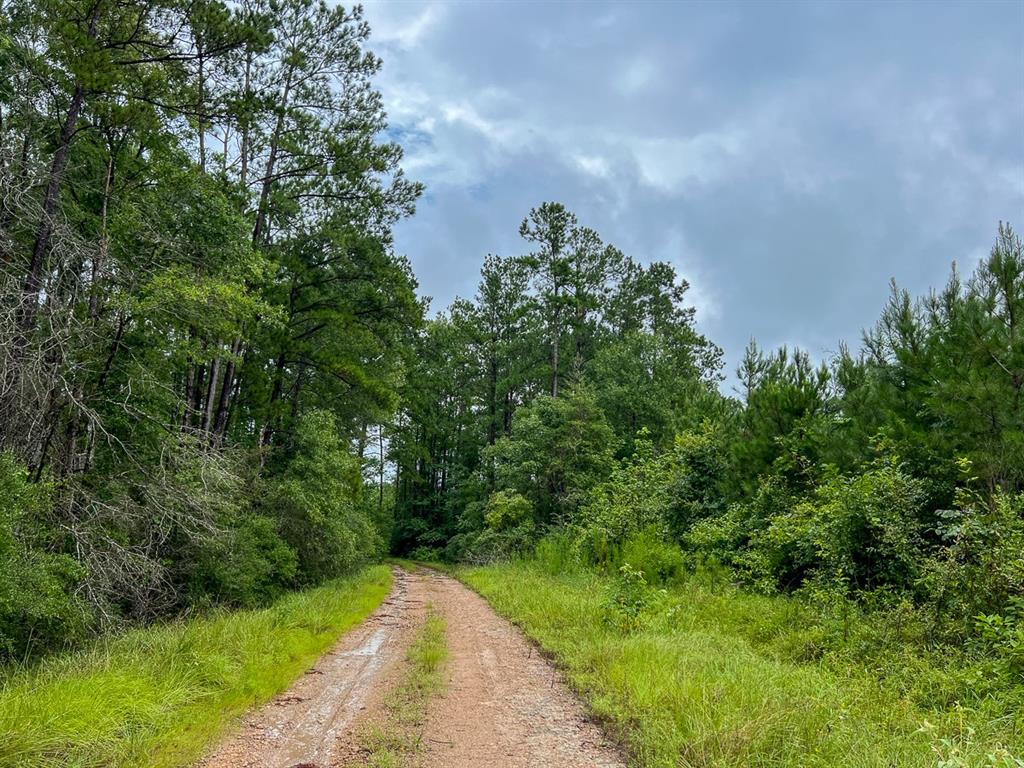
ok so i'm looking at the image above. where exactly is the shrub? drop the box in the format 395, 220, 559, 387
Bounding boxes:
445, 490, 539, 565
572, 425, 727, 570
0, 453, 88, 659
483, 489, 534, 533
189, 515, 298, 607
684, 475, 794, 589
262, 411, 381, 584
974, 605, 1024, 679
920, 487, 1024, 636
619, 528, 687, 586
603, 563, 664, 633
532, 531, 579, 575
485, 386, 617, 526
749, 461, 926, 594
408, 545, 445, 562
572, 436, 671, 566
663, 424, 728, 538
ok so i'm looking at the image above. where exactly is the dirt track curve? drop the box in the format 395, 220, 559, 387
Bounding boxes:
198, 567, 624, 768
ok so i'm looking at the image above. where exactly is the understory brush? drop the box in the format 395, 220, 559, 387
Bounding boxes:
461, 559, 1022, 768
0, 565, 392, 768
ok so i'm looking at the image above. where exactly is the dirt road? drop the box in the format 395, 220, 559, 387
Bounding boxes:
199, 566, 623, 768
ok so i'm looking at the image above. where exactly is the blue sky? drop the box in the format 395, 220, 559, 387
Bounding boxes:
363, 0, 1024, 389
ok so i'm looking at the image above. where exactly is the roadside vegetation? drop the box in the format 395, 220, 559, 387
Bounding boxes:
463, 555, 1021, 767
1, 0, 1021, 763
358, 605, 448, 767
394, 215, 1023, 764
0, 0, 415, 663
0, 565, 391, 768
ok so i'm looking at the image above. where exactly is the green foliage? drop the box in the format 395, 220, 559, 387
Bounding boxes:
750, 461, 926, 594
1, 0, 419, 656
263, 410, 382, 584
572, 436, 672, 562
0, 566, 391, 768
0, 454, 87, 660
531, 531, 580, 576
572, 424, 726, 569
487, 385, 617, 526
619, 529, 687, 587
603, 563, 665, 633
483, 489, 535, 532
465, 561, 1023, 768
389, 203, 720, 557
920, 486, 1024, 638
189, 515, 298, 608
975, 604, 1024, 679
733, 343, 833, 496
440, 490, 536, 564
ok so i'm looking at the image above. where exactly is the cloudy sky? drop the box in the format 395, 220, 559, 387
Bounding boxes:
362, 0, 1024, 388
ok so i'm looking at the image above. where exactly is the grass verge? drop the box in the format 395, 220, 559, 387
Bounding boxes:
460, 561, 1022, 768
358, 605, 448, 767
0, 564, 392, 768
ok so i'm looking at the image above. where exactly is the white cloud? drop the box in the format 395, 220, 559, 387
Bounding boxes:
614, 56, 658, 94
661, 228, 721, 324
366, 3, 445, 50
630, 131, 746, 192
573, 153, 611, 179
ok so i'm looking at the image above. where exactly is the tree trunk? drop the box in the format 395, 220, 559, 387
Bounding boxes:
212, 337, 241, 438
200, 355, 220, 432
17, 2, 101, 339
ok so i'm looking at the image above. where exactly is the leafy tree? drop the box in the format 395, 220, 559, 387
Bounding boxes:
262, 409, 380, 584
519, 202, 576, 397
487, 385, 617, 527
0, 0, 420, 649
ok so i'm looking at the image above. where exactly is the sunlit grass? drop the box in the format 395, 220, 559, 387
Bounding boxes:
0, 565, 392, 768
461, 562, 1022, 768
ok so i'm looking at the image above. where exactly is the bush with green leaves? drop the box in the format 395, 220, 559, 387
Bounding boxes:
920, 484, 1024, 638
572, 424, 728, 568
603, 563, 663, 633
749, 460, 926, 595
618, 528, 687, 586
572, 436, 671, 566
262, 411, 382, 585
443, 490, 537, 564
0, 453, 88, 659
188, 515, 299, 607
975, 603, 1024, 679
485, 386, 617, 527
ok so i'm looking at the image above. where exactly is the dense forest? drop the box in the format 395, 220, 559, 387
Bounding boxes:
390, 207, 1024, 656
1, 0, 1022, 704
0, 0, 421, 658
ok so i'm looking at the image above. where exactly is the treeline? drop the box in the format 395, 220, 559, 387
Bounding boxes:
0, 0, 420, 659
388, 202, 724, 557
392, 213, 1023, 663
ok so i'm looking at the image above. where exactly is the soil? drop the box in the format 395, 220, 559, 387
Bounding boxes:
198, 566, 624, 768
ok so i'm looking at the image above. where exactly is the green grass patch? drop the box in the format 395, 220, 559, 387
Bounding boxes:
0, 565, 392, 768
359, 605, 448, 767
460, 561, 1023, 768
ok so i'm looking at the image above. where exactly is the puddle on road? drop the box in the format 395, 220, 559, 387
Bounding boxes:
344, 627, 388, 657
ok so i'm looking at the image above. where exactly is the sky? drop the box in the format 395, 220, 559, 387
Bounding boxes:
362, 0, 1024, 390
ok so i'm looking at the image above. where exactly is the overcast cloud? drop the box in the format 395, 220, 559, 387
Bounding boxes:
362, 0, 1024, 389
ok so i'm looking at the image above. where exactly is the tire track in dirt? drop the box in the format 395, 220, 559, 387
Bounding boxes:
198, 568, 425, 768
416, 569, 623, 768
197, 567, 624, 768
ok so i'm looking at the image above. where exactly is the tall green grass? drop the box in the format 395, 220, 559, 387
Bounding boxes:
0, 565, 392, 768
461, 562, 1022, 767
